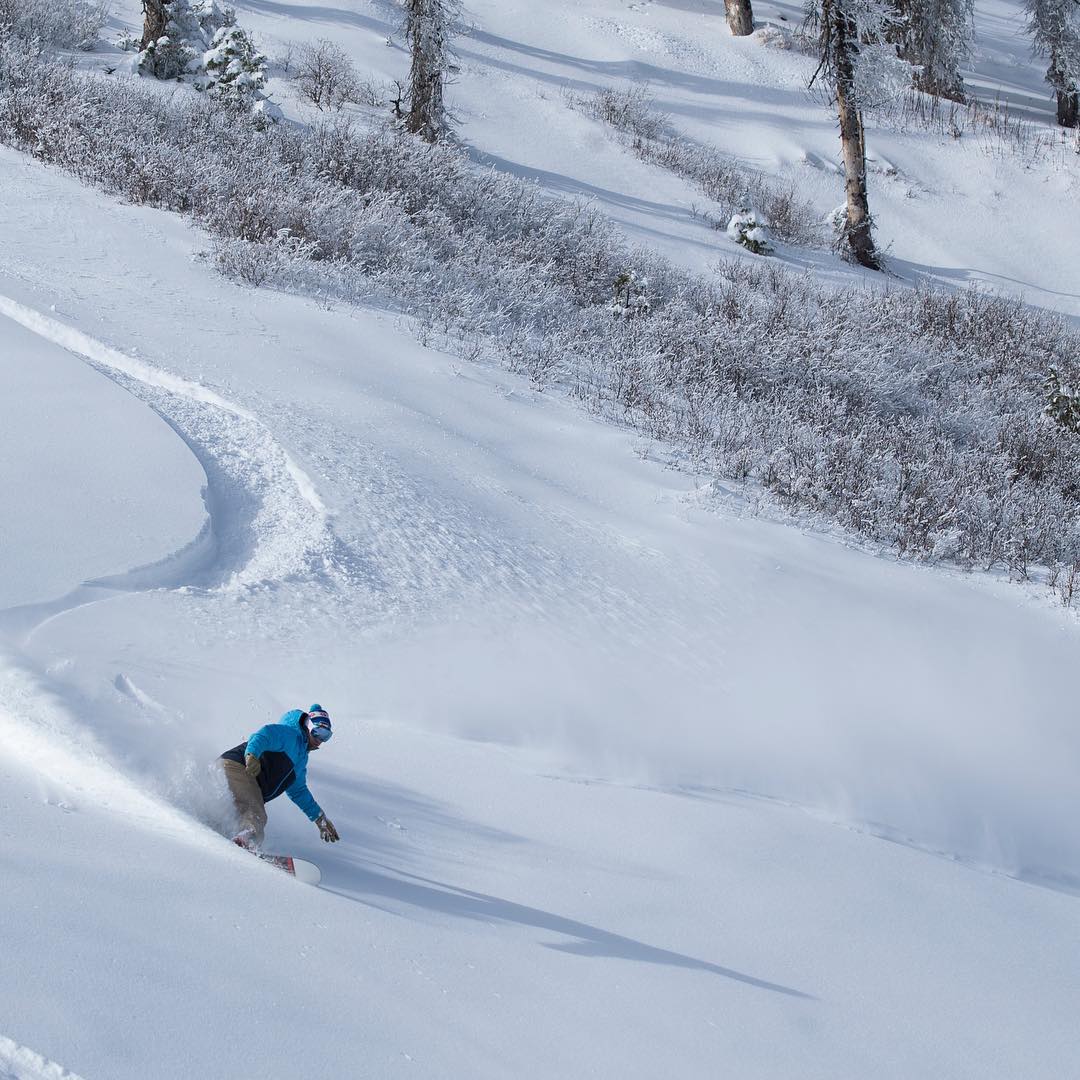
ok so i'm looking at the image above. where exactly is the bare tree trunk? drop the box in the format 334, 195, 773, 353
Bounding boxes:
406, 67, 441, 142
724, 0, 754, 35
141, 0, 167, 48
1050, 45, 1080, 127
404, 0, 449, 143
1057, 87, 1079, 126
832, 10, 879, 269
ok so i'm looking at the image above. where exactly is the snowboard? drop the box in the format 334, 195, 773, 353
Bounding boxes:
258, 852, 322, 885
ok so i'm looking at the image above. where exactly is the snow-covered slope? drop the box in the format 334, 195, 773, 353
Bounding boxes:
2, 1, 1079, 1076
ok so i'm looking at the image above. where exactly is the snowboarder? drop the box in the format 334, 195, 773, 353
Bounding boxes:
220, 704, 340, 849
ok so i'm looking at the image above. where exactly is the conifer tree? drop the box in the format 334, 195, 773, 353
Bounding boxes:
1025, 0, 1080, 127
809, 0, 901, 270
891, 0, 974, 100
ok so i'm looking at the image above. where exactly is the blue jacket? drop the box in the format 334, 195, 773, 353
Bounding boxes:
221, 709, 322, 821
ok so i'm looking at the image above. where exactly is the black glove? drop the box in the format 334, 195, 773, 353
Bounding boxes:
316, 814, 340, 843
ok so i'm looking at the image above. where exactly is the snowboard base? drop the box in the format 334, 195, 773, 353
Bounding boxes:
257, 852, 322, 886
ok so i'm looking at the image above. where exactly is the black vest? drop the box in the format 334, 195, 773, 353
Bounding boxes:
221, 742, 297, 803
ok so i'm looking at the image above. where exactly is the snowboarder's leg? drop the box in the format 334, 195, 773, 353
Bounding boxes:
221, 759, 268, 846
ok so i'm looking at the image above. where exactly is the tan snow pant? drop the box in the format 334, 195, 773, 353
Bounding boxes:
222, 759, 268, 845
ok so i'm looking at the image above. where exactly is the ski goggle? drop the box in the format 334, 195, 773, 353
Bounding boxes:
310, 721, 333, 743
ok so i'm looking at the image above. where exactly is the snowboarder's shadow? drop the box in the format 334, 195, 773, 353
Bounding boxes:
324, 862, 814, 1000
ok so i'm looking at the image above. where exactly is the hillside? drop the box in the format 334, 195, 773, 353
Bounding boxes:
1, 2, 1078, 1077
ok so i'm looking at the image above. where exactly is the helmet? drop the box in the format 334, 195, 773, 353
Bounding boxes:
307, 704, 332, 743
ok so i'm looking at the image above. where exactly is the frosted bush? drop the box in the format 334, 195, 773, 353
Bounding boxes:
827, 202, 871, 261
574, 87, 820, 248
1044, 369, 1080, 434
0, 0, 109, 50
291, 38, 362, 111
754, 23, 816, 55
590, 85, 668, 143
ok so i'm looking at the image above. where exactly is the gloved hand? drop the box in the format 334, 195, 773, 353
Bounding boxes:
244, 753, 261, 779
316, 814, 340, 843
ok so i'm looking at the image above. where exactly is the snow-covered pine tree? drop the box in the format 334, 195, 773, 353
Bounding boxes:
402, 0, 461, 143
890, 0, 974, 100
1025, 0, 1080, 127
138, 1, 269, 111
203, 24, 267, 103
724, 0, 754, 36
727, 206, 771, 253
808, 0, 903, 270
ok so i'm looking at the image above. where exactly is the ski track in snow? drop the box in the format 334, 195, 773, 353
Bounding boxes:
0, 294, 352, 600
0, 1034, 86, 1080
0, 294, 375, 837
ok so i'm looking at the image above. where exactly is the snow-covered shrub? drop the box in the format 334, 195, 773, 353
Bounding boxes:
754, 22, 817, 55
0, 0, 109, 49
212, 229, 320, 286
6, 47, 1080, 588
590, 85, 668, 143
827, 203, 848, 248
726, 207, 771, 254
251, 97, 283, 128
291, 38, 362, 110
610, 270, 650, 318
755, 25, 792, 49
573, 87, 820, 248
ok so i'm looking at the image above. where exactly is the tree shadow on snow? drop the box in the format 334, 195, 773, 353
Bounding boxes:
241, 0, 393, 36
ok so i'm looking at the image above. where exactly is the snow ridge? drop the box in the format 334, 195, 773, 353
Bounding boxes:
0, 295, 336, 592
0, 295, 324, 518
0, 1035, 86, 1080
